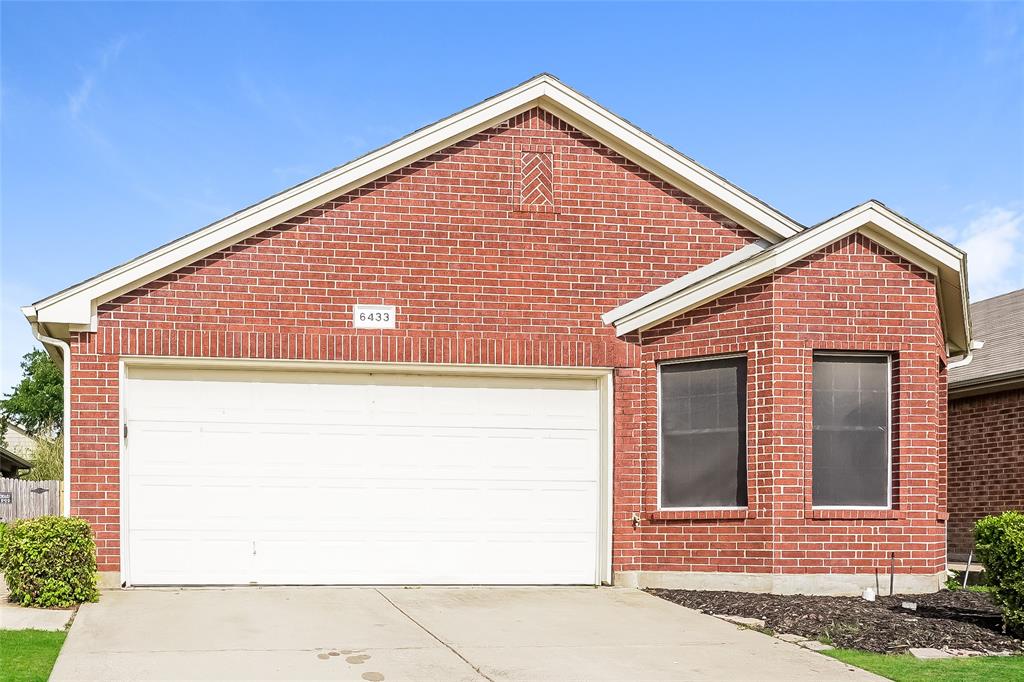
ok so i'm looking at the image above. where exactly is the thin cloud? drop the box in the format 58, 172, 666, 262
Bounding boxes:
68, 35, 130, 119
940, 206, 1024, 302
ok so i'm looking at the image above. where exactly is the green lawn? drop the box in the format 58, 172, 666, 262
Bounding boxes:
825, 649, 1024, 682
0, 630, 67, 682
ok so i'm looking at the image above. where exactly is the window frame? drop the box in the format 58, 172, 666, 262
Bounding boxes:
810, 351, 893, 511
656, 353, 750, 512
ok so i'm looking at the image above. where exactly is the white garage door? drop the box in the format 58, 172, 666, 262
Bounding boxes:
124, 366, 602, 585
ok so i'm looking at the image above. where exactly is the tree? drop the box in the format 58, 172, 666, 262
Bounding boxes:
1, 349, 63, 438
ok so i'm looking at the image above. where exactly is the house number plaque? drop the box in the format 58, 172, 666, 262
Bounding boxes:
353, 305, 396, 329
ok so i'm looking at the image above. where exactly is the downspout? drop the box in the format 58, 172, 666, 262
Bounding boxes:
28, 322, 72, 517
947, 339, 984, 370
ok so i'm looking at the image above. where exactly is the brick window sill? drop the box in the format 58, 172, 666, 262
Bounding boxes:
807, 508, 902, 520
648, 509, 755, 521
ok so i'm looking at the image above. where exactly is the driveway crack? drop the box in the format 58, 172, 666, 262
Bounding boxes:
374, 589, 494, 682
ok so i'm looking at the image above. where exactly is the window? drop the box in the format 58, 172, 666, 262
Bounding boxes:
660, 356, 748, 508
812, 353, 891, 508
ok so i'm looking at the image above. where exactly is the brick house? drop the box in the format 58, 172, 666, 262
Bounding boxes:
23, 75, 972, 594
947, 288, 1023, 562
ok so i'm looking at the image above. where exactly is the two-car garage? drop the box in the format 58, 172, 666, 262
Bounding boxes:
122, 363, 609, 586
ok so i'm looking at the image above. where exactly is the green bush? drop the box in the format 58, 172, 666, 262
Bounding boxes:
0, 516, 99, 607
0, 521, 7, 570
974, 511, 1024, 638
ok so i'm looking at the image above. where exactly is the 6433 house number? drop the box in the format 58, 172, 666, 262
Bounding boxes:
352, 305, 396, 329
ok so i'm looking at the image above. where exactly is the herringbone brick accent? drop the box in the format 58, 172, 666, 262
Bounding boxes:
520, 150, 553, 209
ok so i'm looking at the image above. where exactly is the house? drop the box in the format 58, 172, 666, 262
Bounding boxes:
0, 444, 31, 478
21, 75, 971, 593
947, 288, 1023, 562
2, 422, 39, 458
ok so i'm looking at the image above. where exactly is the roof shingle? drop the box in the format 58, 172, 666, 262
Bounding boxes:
950, 288, 1024, 387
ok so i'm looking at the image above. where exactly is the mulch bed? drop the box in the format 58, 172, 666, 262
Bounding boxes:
647, 588, 1024, 655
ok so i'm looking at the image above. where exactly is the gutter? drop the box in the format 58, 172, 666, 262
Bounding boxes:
947, 339, 984, 371
24, 312, 71, 517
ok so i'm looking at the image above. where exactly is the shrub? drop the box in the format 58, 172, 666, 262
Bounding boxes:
0, 522, 7, 570
0, 516, 99, 607
974, 511, 1024, 638
23, 436, 63, 481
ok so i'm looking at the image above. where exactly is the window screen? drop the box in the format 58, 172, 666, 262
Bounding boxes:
812, 354, 890, 507
660, 357, 747, 508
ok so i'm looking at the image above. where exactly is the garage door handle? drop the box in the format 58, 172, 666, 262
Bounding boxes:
252, 541, 256, 556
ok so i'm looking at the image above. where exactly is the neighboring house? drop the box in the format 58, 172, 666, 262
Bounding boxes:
947, 288, 1024, 562
2, 422, 38, 458
22, 75, 971, 594
0, 444, 31, 478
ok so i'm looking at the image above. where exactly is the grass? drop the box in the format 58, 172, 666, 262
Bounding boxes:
825, 649, 1024, 682
0, 630, 67, 682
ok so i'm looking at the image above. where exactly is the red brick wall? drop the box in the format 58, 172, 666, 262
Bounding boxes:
637, 235, 947, 577
67, 107, 948, 581
948, 388, 1024, 560
69, 108, 757, 571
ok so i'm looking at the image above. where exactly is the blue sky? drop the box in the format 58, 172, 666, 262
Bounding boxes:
2, 2, 1022, 389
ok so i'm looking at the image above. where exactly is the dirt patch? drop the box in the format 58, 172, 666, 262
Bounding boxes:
647, 588, 1024, 654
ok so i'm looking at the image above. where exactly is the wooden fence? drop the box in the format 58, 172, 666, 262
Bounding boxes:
0, 479, 61, 522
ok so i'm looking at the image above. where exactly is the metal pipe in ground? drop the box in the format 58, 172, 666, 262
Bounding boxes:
890, 552, 895, 596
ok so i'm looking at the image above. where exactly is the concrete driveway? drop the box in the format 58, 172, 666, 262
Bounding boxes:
51, 587, 880, 681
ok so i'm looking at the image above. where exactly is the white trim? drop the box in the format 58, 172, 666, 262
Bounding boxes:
25, 74, 801, 333
656, 353, 749, 512
809, 351, 893, 511
602, 240, 771, 325
118, 358, 129, 587
117, 356, 613, 587
118, 355, 614, 379
605, 201, 972, 353
599, 370, 614, 585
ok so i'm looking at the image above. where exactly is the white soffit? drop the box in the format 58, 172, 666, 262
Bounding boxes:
24, 74, 803, 334
606, 201, 972, 353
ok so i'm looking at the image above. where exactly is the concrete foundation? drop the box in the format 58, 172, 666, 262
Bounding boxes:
98, 571, 122, 589
100, 570, 944, 596
614, 570, 946, 596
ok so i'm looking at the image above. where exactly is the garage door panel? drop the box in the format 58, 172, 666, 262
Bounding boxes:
125, 368, 602, 585
131, 481, 254, 528
130, 533, 253, 585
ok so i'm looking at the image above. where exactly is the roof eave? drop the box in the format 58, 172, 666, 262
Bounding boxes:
26, 74, 802, 337
949, 371, 1024, 399
605, 201, 972, 352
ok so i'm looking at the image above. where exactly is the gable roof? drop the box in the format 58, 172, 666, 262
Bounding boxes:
603, 200, 972, 353
949, 288, 1024, 396
2, 422, 39, 455
22, 73, 803, 337
0, 444, 31, 473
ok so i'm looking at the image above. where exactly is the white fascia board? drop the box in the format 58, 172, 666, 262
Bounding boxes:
28, 75, 803, 333
601, 240, 771, 325
608, 201, 970, 350
537, 85, 803, 241
32, 81, 545, 329
818, 202, 962, 272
